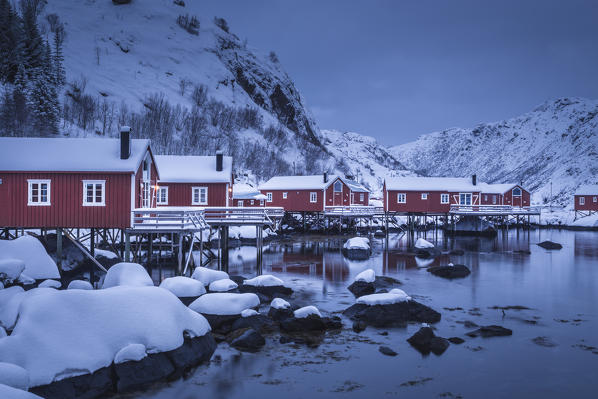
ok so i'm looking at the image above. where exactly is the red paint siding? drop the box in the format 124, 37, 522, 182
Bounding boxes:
261, 189, 324, 212
324, 178, 350, 207
158, 182, 229, 207
480, 193, 503, 205
574, 195, 598, 211
350, 191, 369, 206
0, 172, 133, 228
233, 198, 265, 207
384, 187, 481, 213
501, 186, 530, 207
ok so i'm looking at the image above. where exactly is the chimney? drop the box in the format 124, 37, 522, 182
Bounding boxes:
120, 126, 131, 160
472, 174, 477, 186
323, 172, 328, 183
216, 150, 223, 172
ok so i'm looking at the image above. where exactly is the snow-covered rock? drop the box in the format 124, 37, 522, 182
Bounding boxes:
243, 275, 284, 287
415, 238, 434, 249
356, 290, 412, 306
0, 327, 6, 338
114, 344, 147, 364
159, 276, 206, 298
0, 288, 55, 331
102, 263, 153, 289
354, 269, 375, 283
191, 267, 229, 287
0, 384, 42, 399
0, 362, 29, 390
16, 274, 35, 286
343, 237, 370, 250
0, 260, 25, 281
271, 298, 291, 309
0, 286, 210, 387
66, 280, 93, 290
294, 306, 322, 319
189, 293, 260, 316
241, 309, 259, 318
37, 280, 61, 289
0, 237, 59, 280
208, 279, 238, 292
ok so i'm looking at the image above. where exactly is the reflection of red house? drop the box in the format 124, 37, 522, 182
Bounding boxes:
266, 244, 350, 282
382, 252, 450, 273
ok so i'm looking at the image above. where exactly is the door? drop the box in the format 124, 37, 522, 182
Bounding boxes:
333, 180, 343, 206
350, 192, 355, 204
512, 187, 522, 207
142, 182, 151, 208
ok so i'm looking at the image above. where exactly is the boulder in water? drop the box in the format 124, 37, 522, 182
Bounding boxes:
427, 264, 471, 279
230, 329, 266, 352
407, 326, 450, 355
537, 241, 562, 250
466, 325, 513, 338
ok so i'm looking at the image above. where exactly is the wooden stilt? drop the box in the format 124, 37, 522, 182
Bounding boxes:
56, 228, 62, 269
124, 231, 131, 262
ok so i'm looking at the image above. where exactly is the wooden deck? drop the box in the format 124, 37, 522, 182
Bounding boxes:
448, 205, 541, 216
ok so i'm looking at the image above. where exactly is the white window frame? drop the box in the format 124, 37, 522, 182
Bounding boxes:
259, 199, 264, 206
238, 200, 244, 207
28, 179, 51, 206
310, 192, 317, 203
397, 193, 406, 203
579, 197, 585, 205
360, 193, 365, 202
440, 193, 449, 204
459, 193, 472, 205
250, 200, 255, 205
82, 180, 106, 206
266, 192, 273, 203
333, 180, 343, 192
156, 186, 168, 205
192, 186, 208, 205
492, 195, 497, 205
283, 192, 288, 199
512, 187, 522, 197
421, 193, 428, 200
593, 196, 597, 203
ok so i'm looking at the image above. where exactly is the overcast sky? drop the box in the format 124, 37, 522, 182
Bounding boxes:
197, 0, 598, 146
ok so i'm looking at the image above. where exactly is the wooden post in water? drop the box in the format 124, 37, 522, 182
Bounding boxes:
89, 228, 95, 285
177, 233, 183, 275
199, 229, 203, 266
221, 226, 229, 273
147, 233, 153, 271
124, 231, 131, 262
56, 228, 62, 269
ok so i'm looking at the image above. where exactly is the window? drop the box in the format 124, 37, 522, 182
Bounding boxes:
192, 187, 208, 205
484, 195, 488, 202
351, 193, 355, 203
580, 197, 585, 205
82, 180, 105, 206
156, 186, 168, 205
512, 187, 522, 196
259, 199, 264, 206
310, 192, 317, 203
397, 193, 406, 203
440, 193, 449, 204
238, 200, 244, 207
594, 196, 597, 203
28, 180, 51, 206
459, 193, 472, 205
360, 193, 364, 202
266, 192, 273, 203
283, 192, 288, 199
250, 200, 254, 205
334, 180, 342, 192
492, 195, 497, 205
421, 193, 428, 200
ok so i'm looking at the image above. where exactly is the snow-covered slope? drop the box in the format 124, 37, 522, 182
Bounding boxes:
391, 97, 598, 206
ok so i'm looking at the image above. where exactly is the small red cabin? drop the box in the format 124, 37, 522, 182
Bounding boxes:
0, 132, 158, 229
480, 184, 531, 207
154, 154, 233, 207
574, 185, 598, 212
233, 183, 266, 207
344, 179, 370, 206
259, 174, 351, 212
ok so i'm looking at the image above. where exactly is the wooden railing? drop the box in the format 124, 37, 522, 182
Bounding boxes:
449, 205, 541, 215
203, 207, 285, 227
131, 207, 208, 231
324, 205, 379, 217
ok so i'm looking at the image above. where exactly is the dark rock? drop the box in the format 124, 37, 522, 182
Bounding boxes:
114, 352, 175, 392
279, 335, 293, 344
414, 247, 441, 258
347, 280, 375, 297
466, 325, 513, 338
112, 0, 132, 4
448, 337, 465, 344
231, 329, 266, 352
429, 337, 450, 355
228, 275, 245, 286
238, 284, 293, 300
532, 336, 557, 348
407, 327, 449, 355
373, 275, 402, 289
280, 314, 326, 332
378, 346, 397, 356
268, 306, 294, 322
513, 249, 531, 255
343, 300, 441, 327
322, 316, 342, 330
461, 320, 479, 329
537, 241, 562, 250
342, 247, 371, 261
201, 313, 242, 335
166, 334, 216, 372
352, 320, 367, 333
231, 314, 276, 334
427, 265, 471, 279
449, 249, 465, 256
178, 296, 201, 307
30, 366, 113, 399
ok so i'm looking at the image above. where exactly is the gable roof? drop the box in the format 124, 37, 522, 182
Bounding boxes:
0, 137, 152, 173
480, 183, 522, 194
575, 184, 598, 195
259, 175, 340, 191
155, 155, 232, 183
343, 179, 369, 193
384, 176, 480, 192
233, 183, 267, 200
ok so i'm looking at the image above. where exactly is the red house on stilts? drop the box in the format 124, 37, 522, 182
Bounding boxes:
574, 185, 598, 219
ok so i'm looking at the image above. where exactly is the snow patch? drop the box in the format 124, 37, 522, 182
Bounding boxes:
354, 269, 375, 283
67, 280, 93, 290
191, 267, 229, 286
102, 263, 154, 289
343, 237, 370, 250
0, 260, 25, 281
294, 306, 321, 319
189, 293, 260, 316
0, 384, 42, 399
241, 309, 258, 318
114, 343, 147, 364
159, 276, 206, 298
0, 237, 59, 280
415, 238, 434, 249
270, 298, 290, 309
208, 279, 238, 292
0, 362, 29, 390
38, 280, 61, 289
356, 290, 411, 306
243, 275, 284, 287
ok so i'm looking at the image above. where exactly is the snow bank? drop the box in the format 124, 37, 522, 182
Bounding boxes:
415, 238, 434, 249
0, 288, 55, 331
114, 343, 147, 364
0, 362, 29, 390
38, 280, 61, 289
102, 263, 153, 289
67, 280, 93, 290
17, 274, 35, 285
208, 279, 238, 292
294, 306, 321, 318
94, 249, 118, 259
0, 286, 210, 387
343, 237, 370, 250
189, 293, 260, 315
0, 384, 42, 399
191, 267, 229, 286
354, 269, 375, 283
271, 298, 290, 309
356, 290, 411, 306
241, 309, 258, 318
244, 274, 284, 287
0, 327, 6, 338
0, 260, 25, 281
159, 276, 206, 298
0, 236, 59, 280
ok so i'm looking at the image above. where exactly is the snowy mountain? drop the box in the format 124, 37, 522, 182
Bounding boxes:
390, 97, 598, 206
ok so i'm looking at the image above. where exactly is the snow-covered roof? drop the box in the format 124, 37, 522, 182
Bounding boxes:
344, 179, 369, 193
155, 155, 232, 183
259, 175, 340, 190
575, 184, 598, 195
384, 176, 480, 192
480, 183, 521, 194
0, 138, 151, 173
233, 183, 266, 200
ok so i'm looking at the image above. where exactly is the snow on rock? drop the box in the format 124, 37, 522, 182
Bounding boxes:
0, 282, 3, 290
114, 343, 147, 364
415, 238, 434, 249
343, 237, 370, 250
191, 267, 229, 286
0, 286, 210, 387
241, 309, 258, 318
17, 274, 35, 286
0, 362, 29, 390
228, 226, 274, 240
67, 280, 93, 290
208, 279, 238, 292
189, 293, 260, 316
0, 236, 59, 280
356, 290, 412, 306
0, 260, 25, 281
243, 275, 284, 287
38, 280, 61, 289
354, 269, 375, 283
270, 298, 290, 309
94, 249, 118, 259
294, 306, 322, 319
0, 288, 55, 331
102, 263, 154, 289
0, 384, 42, 399
159, 276, 206, 298
0, 327, 6, 338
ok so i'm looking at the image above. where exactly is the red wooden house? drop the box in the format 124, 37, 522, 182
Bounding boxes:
232, 183, 266, 207
154, 153, 233, 207
0, 130, 158, 229
480, 184, 531, 207
344, 179, 370, 206
258, 174, 351, 212
574, 185, 598, 213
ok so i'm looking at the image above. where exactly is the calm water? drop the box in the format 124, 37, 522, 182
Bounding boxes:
133, 229, 598, 399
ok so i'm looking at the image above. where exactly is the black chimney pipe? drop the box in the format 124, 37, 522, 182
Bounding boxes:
216, 150, 223, 172
120, 126, 131, 160
472, 174, 477, 186
323, 172, 328, 183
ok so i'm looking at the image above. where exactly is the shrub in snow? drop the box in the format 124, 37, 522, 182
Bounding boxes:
270, 298, 290, 309
0, 384, 42, 398
343, 237, 370, 250
189, 293, 260, 316
67, 280, 93, 290
159, 276, 206, 298
415, 238, 434, 249
38, 280, 61, 289
114, 344, 147, 364
241, 309, 258, 318
243, 275, 284, 287
0, 286, 210, 387
0, 259, 25, 282
102, 263, 154, 289
191, 267, 229, 286
294, 305, 321, 319
354, 269, 375, 283
208, 279, 238, 292
0, 236, 59, 280
0, 362, 30, 390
